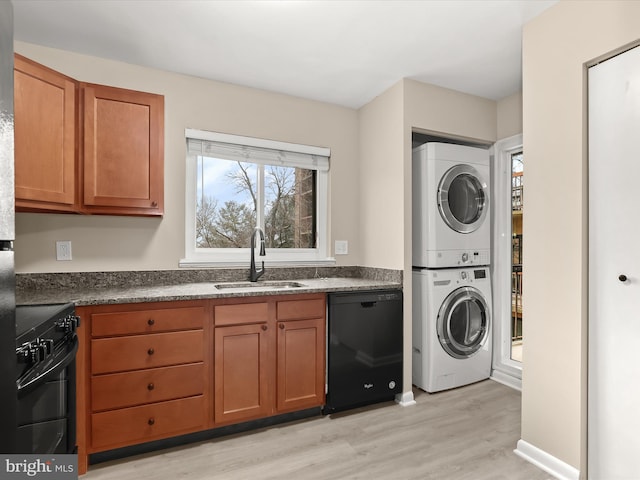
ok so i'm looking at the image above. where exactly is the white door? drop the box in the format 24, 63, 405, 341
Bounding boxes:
588, 44, 640, 479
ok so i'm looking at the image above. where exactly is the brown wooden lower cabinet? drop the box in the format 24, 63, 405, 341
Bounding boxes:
214, 322, 271, 425
276, 317, 325, 413
77, 294, 326, 475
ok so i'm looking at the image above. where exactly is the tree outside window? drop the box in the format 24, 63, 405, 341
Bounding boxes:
195, 156, 316, 250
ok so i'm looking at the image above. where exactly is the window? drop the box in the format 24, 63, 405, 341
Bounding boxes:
182, 129, 331, 267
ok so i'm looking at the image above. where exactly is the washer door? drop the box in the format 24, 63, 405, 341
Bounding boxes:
437, 286, 489, 359
437, 164, 488, 233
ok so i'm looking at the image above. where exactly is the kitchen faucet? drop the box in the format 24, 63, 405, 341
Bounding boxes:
249, 227, 266, 282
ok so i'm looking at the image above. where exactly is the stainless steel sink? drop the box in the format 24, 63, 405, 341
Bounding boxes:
214, 281, 306, 290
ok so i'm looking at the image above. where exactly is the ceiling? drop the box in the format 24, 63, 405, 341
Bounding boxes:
12, 0, 557, 109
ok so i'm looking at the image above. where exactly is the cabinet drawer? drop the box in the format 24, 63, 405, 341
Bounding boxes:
91, 395, 205, 449
277, 297, 325, 321
92, 330, 204, 374
91, 306, 206, 337
91, 363, 204, 412
214, 302, 268, 326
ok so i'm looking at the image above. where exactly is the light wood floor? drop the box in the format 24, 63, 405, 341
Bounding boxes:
83, 380, 553, 480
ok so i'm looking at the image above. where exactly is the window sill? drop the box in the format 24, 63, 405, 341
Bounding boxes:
179, 257, 337, 269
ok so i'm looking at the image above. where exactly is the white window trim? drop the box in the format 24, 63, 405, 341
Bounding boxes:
491, 134, 523, 387
180, 129, 334, 268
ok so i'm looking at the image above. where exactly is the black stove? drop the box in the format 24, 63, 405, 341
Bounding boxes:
15, 303, 79, 454
16, 303, 78, 342
16, 303, 79, 387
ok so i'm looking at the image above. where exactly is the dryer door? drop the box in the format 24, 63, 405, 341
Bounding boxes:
437, 165, 488, 233
437, 286, 489, 359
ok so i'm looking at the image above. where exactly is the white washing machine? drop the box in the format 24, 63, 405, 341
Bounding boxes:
412, 142, 491, 268
412, 267, 492, 393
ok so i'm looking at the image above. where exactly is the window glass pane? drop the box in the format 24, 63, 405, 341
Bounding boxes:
264, 166, 316, 249
511, 151, 523, 363
196, 156, 257, 248
195, 156, 316, 250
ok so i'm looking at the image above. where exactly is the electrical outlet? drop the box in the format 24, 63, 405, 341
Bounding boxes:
335, 240, 348, 255
56, 241, 72, 261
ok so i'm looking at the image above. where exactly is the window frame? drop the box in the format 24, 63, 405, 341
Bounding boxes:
181, 129, 333, 268
491, 134, 523, 390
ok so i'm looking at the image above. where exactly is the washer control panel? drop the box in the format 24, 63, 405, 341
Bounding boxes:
453, 268, 490, 285
473, 269, 487, 280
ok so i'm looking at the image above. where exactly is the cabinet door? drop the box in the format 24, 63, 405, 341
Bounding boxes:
276, 317, 325, 413
214, 323, 271, 425
14, 54, 77, 211
82, 83, 163, 216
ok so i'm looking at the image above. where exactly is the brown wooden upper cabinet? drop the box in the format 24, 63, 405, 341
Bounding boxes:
14, 54, 78, 212
14, 54, 164, 216
82, 83, 164, 216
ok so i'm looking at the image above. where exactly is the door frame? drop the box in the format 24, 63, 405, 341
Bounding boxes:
587, 42, 640, 479
491, 134, 523, 389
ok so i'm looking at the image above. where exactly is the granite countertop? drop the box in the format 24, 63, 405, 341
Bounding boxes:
16, 276, 402, 306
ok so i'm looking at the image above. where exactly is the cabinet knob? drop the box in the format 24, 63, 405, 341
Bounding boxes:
148, 418, 155, 426
151, 201, 158, 208
148, 318, 155, 326
147, 347, 155, 355
147, 383, 155, 391
619, 274, 628, 282
279, 323, 285, 330
261, 324, 267, 331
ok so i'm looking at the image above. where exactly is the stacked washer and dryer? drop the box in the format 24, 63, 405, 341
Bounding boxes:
412, 142, 492, 393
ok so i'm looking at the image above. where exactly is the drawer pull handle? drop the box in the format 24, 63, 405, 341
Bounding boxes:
261, 325, 267, 331
147, 348, 155, 355
148, 318, 155, 326
148, 418, 155, 426
147, 383, 155, 391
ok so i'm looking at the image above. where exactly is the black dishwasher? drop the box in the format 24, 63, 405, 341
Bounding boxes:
325, 290, 403, 413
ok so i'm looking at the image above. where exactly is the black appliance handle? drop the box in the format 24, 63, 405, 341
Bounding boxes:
17, 334, 79, 396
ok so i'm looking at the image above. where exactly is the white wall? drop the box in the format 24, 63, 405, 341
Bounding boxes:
404, 79, 497, 144
522, 0, 640, 472
358, 82, 405, 271
497, 92, 523, 140
14, 42, 360, 273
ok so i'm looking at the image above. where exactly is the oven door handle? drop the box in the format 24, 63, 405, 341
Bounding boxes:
16, 334, 79, 397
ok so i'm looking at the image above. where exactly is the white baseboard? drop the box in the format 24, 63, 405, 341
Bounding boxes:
395, 390, 416, 407
514, 439, 580, 480
490, 370, 522, 391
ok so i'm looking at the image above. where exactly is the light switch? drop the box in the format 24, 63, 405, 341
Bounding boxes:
335, 240, 348, 255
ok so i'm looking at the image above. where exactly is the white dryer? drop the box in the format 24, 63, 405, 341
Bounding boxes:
412, 142, 491, 268
412, 266, 492, 393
